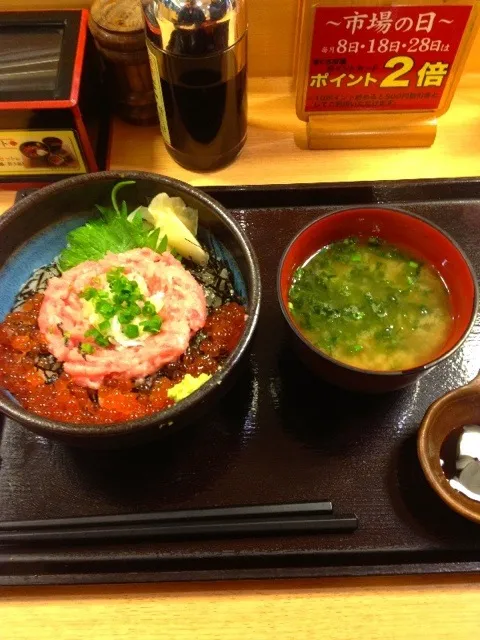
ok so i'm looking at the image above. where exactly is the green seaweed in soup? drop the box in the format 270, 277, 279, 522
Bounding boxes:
288, 236, 453, 371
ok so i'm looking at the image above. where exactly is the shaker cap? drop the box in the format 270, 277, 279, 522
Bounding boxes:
90, 0, 147, 52
142, 0, 247, 55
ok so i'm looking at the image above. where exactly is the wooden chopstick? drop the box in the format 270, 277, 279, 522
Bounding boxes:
0, 514, 358, 544
0, 501, 333, 531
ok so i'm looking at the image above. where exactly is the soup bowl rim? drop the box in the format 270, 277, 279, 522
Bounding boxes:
277, 204, 478, 378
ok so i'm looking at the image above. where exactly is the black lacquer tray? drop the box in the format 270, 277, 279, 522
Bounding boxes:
1, 178, 480, 586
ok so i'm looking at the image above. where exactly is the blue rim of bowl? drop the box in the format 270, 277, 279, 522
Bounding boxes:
0, 170, 262, 438
277, 205, 479, 379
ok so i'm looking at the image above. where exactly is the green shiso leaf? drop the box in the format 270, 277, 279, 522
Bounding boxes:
57, 181, 168, 271
157, 233, 168, 253
145, 227, 161, 251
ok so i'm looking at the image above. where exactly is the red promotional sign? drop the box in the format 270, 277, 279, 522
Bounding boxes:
305, 5, 472, 112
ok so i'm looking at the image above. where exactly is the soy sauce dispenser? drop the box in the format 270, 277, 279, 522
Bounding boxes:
142, 0, 247, 171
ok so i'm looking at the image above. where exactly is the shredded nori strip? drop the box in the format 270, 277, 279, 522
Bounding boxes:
133, 375, 156, 393
185, 255, 241, 309
87, 389, 99, 405
33, 352, 63, 385
13, 264, 61, 311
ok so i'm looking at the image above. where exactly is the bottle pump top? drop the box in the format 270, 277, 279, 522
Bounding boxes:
142, 0, 247, 56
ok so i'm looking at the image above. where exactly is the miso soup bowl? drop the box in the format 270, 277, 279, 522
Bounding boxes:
277, 207, 478, 393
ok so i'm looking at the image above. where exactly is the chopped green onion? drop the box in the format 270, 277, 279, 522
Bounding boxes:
79, 343, 95, 355
85, 327, 110, 347
117, 309, 135, 325
123, 324, 139, 339
99, 319, 111, 333
141, 316, 162, 334
95, 300, 116, 318
80, 267, 165, 344
80, 287, 98, 301
95, 334, 110, 347
127, 302, 142, 317
106, 267, 125, 284
142, 301, 156, 316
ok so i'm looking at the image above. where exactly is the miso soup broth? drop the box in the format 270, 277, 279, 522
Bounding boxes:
288, 236, 453, 371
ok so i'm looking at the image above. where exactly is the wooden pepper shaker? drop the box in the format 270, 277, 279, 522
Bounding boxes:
89, 0, 158, 126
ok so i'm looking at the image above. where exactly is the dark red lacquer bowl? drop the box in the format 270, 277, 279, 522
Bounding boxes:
278, 207, 478, 393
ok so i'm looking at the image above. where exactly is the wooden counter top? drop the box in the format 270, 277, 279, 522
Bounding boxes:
109, 75, 480, 187
1, 74, 480, 213
1, 74, 480, 640
1, 575, 480, 639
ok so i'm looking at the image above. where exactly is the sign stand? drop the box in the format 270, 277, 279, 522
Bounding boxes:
295, 1, 480, 150
307, 112, 437, 149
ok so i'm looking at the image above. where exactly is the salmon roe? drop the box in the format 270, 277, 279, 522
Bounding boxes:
0, 295, 246, 425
